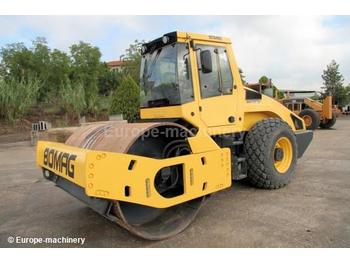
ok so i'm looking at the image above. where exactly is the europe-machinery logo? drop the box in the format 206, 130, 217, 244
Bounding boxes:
43, 148, 77, 178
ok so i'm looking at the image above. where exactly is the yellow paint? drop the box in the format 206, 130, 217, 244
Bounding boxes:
242, 94, 303, 131
323, 96, 333, 120
187, 134, 220, 153
36, 142, 88, 187
301, 114, 312, 128
282, 94, 334, 122
274, 137, 293, 173
36, 31, 310, 209
140, 32, 305, 134
37, 141, 231, 208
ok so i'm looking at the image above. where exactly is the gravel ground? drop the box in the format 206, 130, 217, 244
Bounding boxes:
0, 117, 349, 247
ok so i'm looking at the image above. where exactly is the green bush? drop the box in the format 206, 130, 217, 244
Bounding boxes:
98, 95, 112, 111
98, 64, 121, 96
259, 76, 269, 84
0, 77, 41, 121
110, 75, 140, 122
59, 81, 86, 118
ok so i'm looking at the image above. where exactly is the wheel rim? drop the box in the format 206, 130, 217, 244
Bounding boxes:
302, 115, 312, 128
273, 137, 293, 173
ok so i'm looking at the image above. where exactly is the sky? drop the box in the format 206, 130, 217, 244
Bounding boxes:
0, 15, 349, 91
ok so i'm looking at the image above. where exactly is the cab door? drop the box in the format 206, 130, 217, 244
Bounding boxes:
194, 43, 238, 127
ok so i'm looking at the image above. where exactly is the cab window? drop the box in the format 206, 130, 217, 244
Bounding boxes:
196, 45, 233, 99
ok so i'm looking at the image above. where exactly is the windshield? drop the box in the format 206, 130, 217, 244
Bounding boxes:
140, 43, 193, 108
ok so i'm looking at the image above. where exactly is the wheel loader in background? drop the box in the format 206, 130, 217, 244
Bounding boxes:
247, 82, 338, 130
282, 90, 337, 130
36, 32, 313, 240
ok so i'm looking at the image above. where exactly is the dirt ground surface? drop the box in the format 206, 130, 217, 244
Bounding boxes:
0, 117, 349, 248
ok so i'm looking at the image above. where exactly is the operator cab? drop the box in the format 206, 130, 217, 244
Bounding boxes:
140, 33, 193, 108
140, 32, 239, 129
140, 32, 234, 108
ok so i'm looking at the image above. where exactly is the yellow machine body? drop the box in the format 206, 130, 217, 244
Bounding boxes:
247, 82, 336, 125
36, 141, 231, 208
140, 32, 305, 134
36, 32, 309, 210
280, 90, 334, 122
289, 96, 333, 121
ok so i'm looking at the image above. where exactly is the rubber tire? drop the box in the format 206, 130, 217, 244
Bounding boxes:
244, 118, 298, 189
299, 109, 320, 130
319, 112, 336, 129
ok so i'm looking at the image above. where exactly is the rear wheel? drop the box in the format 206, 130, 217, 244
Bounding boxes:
244, 118, 298, 189
299, 109, 320, 130
319, 112, 337, 129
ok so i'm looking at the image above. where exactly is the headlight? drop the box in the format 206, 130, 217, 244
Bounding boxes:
162, 36, 169, 44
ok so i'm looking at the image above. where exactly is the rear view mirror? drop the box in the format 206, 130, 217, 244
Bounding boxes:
200, 50, 212, 73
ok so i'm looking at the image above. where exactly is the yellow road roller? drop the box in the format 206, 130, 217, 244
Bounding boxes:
36, 32, 313, 240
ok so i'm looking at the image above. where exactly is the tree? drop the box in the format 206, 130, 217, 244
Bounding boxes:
120, 40, 144, 84
59, 80, 86, 124
346, 85, 350, 105
0, 42, 34, 81
0, 38, 50, 97
0, 37, 71, 102
48, 49, 72, 97
259, 75, 269, 85
321, 60, 346, 106
0, 76, 41, 121
31, 38, 51, 79
258, 76, 281, 99
110, 75, 140, 122
98, 63, 120, 96
0, 37, 123, 121
336, 84, 350, 107
70, 41, 102, 114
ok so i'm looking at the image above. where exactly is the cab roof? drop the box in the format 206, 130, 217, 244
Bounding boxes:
141, 31, 231, 55
176, 31, 231, 44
